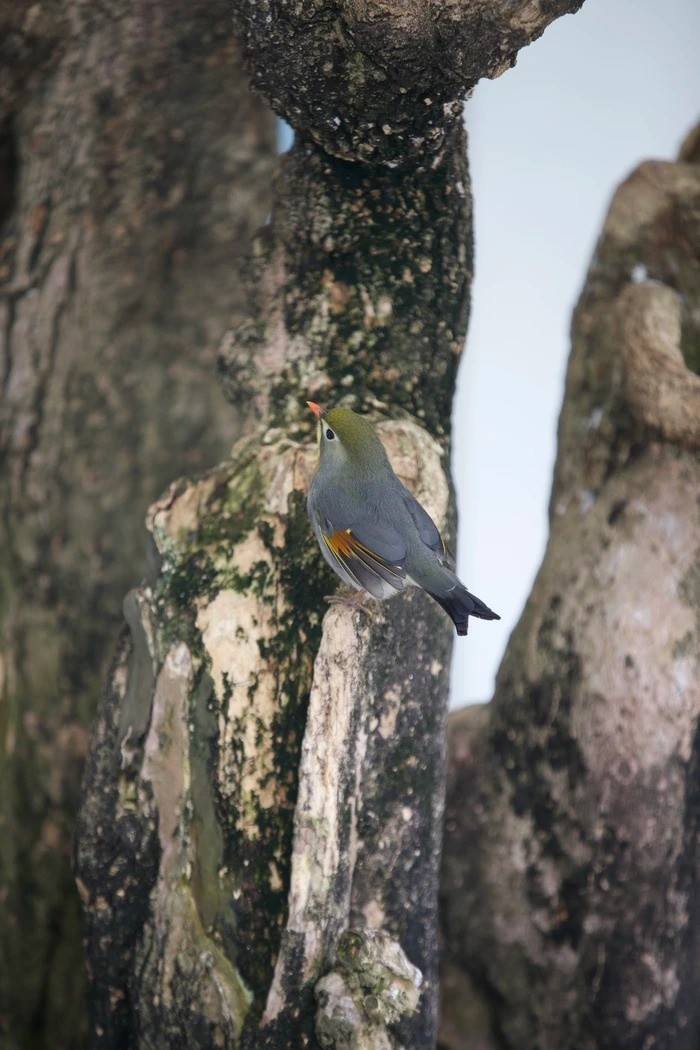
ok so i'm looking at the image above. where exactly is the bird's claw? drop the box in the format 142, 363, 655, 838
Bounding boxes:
325, 590, 374, 619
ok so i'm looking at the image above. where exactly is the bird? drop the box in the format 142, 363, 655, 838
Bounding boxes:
306, 401, 500, 636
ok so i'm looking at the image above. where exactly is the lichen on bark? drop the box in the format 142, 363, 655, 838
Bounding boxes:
219, 126, 472, 441
315, 928, 422, 1048
77, 414, 454, 1047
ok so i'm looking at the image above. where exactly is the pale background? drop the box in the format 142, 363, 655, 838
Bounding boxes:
452, 0, 700, 705
279, 1, 699, 706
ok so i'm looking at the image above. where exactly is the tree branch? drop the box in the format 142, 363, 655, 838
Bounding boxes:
234, 0, 584, 163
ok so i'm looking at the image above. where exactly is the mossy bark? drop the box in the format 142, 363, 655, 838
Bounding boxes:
440, 134, 700, 1050
76, 134, 466, 1050
0, 2, 276, 1045
73, 1, 586, 1047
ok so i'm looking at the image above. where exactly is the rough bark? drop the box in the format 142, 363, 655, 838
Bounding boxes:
0, 2, 276, 1045
73, 1, 585, 1047
233, 0, 584, 165
440, 134, 700, 1050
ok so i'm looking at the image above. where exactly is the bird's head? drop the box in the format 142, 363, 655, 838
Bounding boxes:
306, 401, 388, 473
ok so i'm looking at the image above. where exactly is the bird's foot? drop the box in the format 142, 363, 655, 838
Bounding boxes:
325, 589, 374, 619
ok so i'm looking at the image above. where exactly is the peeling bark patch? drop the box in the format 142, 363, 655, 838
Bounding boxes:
254, 421, 453, 1047
135, 644, 252, 1043
263, 604, 368, 1024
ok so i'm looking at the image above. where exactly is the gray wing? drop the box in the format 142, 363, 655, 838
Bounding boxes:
400, 485, 455, 569
309, 493, 407, 600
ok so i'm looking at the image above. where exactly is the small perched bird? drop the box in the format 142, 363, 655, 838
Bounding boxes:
306, 401, 500, 636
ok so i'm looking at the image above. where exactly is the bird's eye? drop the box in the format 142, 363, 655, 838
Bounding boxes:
325, 428, 335, 440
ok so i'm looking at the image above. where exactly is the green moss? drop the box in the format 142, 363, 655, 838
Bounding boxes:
147, 466, 334, 1024
673, 631, 694, 659
220, 489, 336, 1020
142, 440, 350, 1029
152, 449, 267, 655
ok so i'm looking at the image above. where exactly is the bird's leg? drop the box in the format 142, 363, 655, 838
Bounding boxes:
325, 587, 374, 619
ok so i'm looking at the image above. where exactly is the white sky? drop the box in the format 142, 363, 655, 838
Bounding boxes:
451, 0, 700, 705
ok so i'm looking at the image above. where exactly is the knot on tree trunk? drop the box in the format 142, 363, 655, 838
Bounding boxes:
315, 929, 422, 1049
616, 280, 700, 449
233, 0, 584, 164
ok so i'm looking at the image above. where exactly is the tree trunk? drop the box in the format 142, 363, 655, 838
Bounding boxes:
74, 3, 584, 1048
440, 128, 700, 1050
0, 2, 276, 1044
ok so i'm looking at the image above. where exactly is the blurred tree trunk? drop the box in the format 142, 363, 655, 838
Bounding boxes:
440, 129, 700, 1050
0, 2, 276, 1045
73, 1, 583, 1048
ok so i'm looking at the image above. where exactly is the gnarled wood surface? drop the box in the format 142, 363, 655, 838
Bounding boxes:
76, 125, 467, 1047
440, 134, 700, 1050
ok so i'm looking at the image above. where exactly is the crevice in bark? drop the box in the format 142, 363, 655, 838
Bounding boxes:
0, 114, 18, 235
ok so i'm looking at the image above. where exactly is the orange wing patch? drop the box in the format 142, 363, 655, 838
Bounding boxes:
324, 529, 358, 559
321, 527, 406, 598
324, 529, 401, 571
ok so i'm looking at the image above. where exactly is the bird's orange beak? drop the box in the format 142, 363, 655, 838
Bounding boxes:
306, 400, 323, 419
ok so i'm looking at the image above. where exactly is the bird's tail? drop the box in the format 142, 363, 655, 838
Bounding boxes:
427, 580, 500, 636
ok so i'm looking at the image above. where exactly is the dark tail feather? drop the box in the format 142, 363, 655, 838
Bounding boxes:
427, 583, 500, 636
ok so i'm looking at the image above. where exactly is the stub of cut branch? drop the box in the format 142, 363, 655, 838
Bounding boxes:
261, 419, 450, 1043
616, 280, 700, 449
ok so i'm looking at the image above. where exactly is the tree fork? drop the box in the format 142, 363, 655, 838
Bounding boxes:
76, 1, 586, 1046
